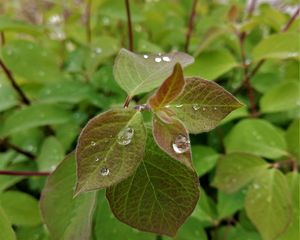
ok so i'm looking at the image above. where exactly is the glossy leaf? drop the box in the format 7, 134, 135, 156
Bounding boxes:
0, 77, 19, 112
75, 108, 146, 194
260, 81, 300, 113
0, 103, 72, 137
0, 191, 41, 226
1, 40, 61, 82
212, 153, 269, 193
152, 114, 192, 169
148, 63, 185, 109
252, 32, 300, 61
169, 77, 243, 134
40, 153, 96, 240
0, 205, 16, 240
286, 119, 300, 161
113, 48, 194, 96
245, 169, 292, 240
0, 16, 42, 35
185, 49, 238, 80
106, 131, 199, 237
224, 119, 287, 159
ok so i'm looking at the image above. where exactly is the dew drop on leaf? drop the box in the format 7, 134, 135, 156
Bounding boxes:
95, 48, 102, 54
90, 141, 96, 146
100, 167, 109, 176
202, 107, 206, 111
117, 127, 134, 145
192, 104, 200, 110
162, 56, 171, 62
172, 134, 190, 154
95, 157, 100, 162
154, 57, 162, 63
143, 54, 149, 59
176, 104, 183, 108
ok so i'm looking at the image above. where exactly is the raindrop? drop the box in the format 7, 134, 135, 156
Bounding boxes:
172, 134, 190, 154
91, 141, 96, 146
253, 183, 260, 189
95, 157, 100, 162
162, 56, 171, 62
100, 167, 109, 176
95, 48, 102, 54
143, 54, 149, 59
158, 52, 162, 56
202, 107, 206, 111
214, 107, 217, 110
154, 57, 162, 63
192, 104, 200, 110
50, 165, 56, 171
117, 127, 134, 145
176, 104, 183, 108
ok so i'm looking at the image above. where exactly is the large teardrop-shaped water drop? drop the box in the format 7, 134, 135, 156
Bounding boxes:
117, 127, 134, 145
172, 134, 190, 154
100, 167, 109, 176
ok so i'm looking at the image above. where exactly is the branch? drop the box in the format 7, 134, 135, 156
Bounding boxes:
0, 138, 36, 159
84, 0, 92, 43
184, 0, 198, 53
0, 59, 31, 105
124, 0, 133, 51
246, 0, 257, 19
0, 170, 50, 176
123, 95, 132, 108
282, 6, 300, 32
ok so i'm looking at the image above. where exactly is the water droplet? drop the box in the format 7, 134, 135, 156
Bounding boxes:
165, 105, 170, 108
253, 183, 260, 189
135, 104, 148, 111
162, 56, 171, 62
192, 104, 200, 110
154, 57, 162, 63
95, 48, 102, 54
176, 104, 183, 108
95, 157, 100, 162
100, 167, 109, 176
214, 107, 217, 110
143, 54, 149, 59
91, 141, 96, 146
117, 127, 134, 145
50, 165, 56, 171
202, 107, 206, 111
172, 134, 190, 154
158, 52, 162, 56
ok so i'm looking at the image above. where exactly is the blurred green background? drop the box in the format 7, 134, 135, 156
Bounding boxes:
0, 0, 299, 239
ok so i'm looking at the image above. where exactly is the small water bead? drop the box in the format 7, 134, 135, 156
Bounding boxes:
172, 134, 190, 154
253, 183, 260, 189
117, 127, 134, 145
90, 141, 96, 146
214, 107, 218, 110
202, 107, 206, 111
154, 57, 162, 63
95, 48, 102, 54
162, 56, 171, 62
176, 104, 183, 108
100, 167, 110, 176
192, 104, 200, 110
143, 54, 149, 59
95, 157, 100, 162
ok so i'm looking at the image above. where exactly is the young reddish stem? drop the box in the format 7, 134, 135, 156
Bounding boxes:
124, 0, 134, 51
123, 96, 132, 108
184, 0, 198, 53
0, 59, 31, 105
282, 6, 300, 32
0, 170, 50, 176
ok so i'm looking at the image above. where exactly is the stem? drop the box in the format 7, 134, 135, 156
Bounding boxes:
282, 6, 300, 32
246, 0, 257, 19
123, 96, 132, 108
124, 0, 133, 51
184, 0, 198, 53
0, 170, 50, 176
0, 59, 31, 105
0, 138, 36, 159
85, 0, 92, 43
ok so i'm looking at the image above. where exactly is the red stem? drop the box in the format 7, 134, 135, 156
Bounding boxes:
0, 139, 36, 159
184, 0, 198, 53
123, 95, 132, 108
124, 0, 133, 51
282, 6, 300, 32
0, 170, 50, 176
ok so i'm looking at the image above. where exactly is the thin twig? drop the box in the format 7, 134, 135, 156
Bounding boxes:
0, 59, 31, 105
0, 139, 36, 159
85, 0, 92, 43
246, 0, 257, 19
282, 6, 300, 32
0, 170, 50, 176
123, 95, 132, 108
124, 0, 133, 51
184, 0, 198, 53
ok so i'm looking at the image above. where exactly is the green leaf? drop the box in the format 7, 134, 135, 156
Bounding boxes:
169, 77, 243, 134
75, 108, 146, 194
286, 119, 300, 161
152, 115, 192, 169
0, 205, 16, 240
37, 137, 65, 172
40, 153, 96, 240
229, 224, 261, 240
212, 153, 269, 193
149, 63, 185, 109
1, 40, 62, 82
224, 119, 287, 159
260, 81, 300, 113
0, 103, 72, 137
15, 225, 49, 240
278, 172, 299, 240
252, 33, 300, 61
106, 130, 199, 237
94, 191, 154, 240
0, 77, 19, 112
113, 48, 194, 96
245, 169, 292, 240
184, 49, 238, 80
0, 16, 43, 35
0, 191, 41, 226
191, 145, 219, 177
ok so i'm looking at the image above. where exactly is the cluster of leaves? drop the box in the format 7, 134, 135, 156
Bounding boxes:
0, 0, 299, 240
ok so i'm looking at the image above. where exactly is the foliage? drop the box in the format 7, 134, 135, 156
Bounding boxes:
0, 0, 299, 240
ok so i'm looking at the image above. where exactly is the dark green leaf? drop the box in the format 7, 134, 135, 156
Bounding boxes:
286, 119, 300, 161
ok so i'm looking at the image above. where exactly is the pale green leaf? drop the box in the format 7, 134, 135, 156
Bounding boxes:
113, 48, 194, 96
0, 205, 16, 240
0, 103, 72, 137
252, 33, 300, 61
224, 119, 287, 159
75, 109, 146, 194
260, 81, 300, 113
0, 191, 41, 226
286, 119, 300, 161
0, 77, 19, 112
185, 49, 238, 80
106, 130, 199, 237
169, 77, 243, 134
212, 153, 269, 193
245, 169, 292, 240
40, 153, 96, 240
0, 16, 43, 35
